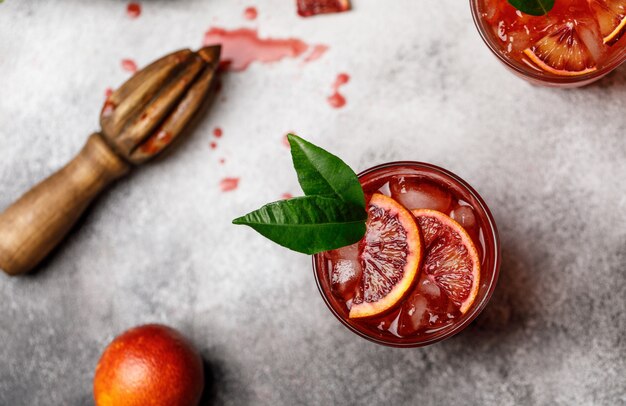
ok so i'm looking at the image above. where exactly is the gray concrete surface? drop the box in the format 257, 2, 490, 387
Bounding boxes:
1, 0, 625, 405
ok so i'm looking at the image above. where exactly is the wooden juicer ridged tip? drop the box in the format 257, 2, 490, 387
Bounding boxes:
0, 46, 221, 276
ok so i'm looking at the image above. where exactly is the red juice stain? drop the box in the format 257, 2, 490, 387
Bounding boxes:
303, 44, 329, 63
282, 134, 291, 148
220, 177, 239, 192
104, 87, 113, 99
126, 2, 141, 19
244, 6, 258, 20
203, 27, 309, 71
121, 59, 138, 73
328, 73, 349, 109
219, 158, 225, 164
140, 130, 172, 154
213, 127, 223, 138
210, 141, 218, 149
282, 193, 293, 199
101, 98, 117, 117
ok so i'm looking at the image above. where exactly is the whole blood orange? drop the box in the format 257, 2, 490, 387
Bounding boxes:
93, 324, 204, 406
349, 194, 422, 319
412, 209, 481, 314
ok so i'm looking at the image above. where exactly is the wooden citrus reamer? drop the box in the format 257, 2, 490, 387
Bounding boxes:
0, 46, 221, 276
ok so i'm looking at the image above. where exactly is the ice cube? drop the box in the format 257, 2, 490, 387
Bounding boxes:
450, 205, 476, 230
330, 259, 361, 301
398, 293, 428, 336
577, 20, 605, 63
329, 242, 359, 262
389, 177, 452, 212
417, 275, 441, 299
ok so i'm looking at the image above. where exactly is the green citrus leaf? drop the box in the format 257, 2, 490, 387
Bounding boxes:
507, 0, 554, 16
232, 195, 366, 254
288, 134, 365, 209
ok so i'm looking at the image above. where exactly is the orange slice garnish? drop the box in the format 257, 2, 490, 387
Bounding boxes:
523, 22, 598, 76
349, 194, 422, 319
412, 209, 481, 314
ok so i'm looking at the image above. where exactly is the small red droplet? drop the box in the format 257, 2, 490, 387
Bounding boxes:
121, 59, 138, 73
104, 88, 113, 99
210, 142, 218, 149
213, 127, 223, 138
220, 177, 239, 192
328, 73, 349, 109
282, 193, 293, 200
126, 2, 141, 19
244, 6, 258, 20
219, 158, 225, 164
101, 100, 117, 117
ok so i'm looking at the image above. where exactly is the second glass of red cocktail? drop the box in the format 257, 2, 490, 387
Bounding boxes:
471, 0, 626, 86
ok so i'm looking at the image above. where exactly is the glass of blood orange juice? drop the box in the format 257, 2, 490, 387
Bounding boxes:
313, 162, 500, 347
471, 0, 626, 87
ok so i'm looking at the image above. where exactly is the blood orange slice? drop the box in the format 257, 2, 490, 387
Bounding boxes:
523, 22, 598, 76
589, 0, 626, 44
412, 209, 480, 314
297, 0, 351, 17
349, 194, 422, 319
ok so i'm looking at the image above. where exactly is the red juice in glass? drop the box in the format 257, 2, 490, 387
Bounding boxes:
313, 162, 500, 347
471, 0, 626, 86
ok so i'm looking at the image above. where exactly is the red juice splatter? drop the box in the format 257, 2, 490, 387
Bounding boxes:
328, 73, 349, 109
244, 6, 258, 20
126, 2, 141, 19
203, 27, 309, 71
297, 0, 351, 17
213, 127, 223, 138
104, 87, 113, 99
282, 193, 293, 199
140, 130, 172, 154
210, 141, 218, 149
121, 59, 138, 73
219, 158, 225, 164
303, 44, 329, 63
101, 97, 117, 117
220, 177, 239, 192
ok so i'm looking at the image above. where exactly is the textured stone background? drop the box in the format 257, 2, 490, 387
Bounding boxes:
1, 0, 625, 405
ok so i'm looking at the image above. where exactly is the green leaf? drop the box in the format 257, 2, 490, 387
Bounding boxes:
287, 134, 365, 209
507, 0, 554, 16
232, 195, 367, 254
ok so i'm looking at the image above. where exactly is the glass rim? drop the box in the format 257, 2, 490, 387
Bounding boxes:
312, 161, 502, 348
468, 0, 626, 85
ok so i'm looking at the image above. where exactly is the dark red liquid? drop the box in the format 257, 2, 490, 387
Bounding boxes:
314, 162, 500, 347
